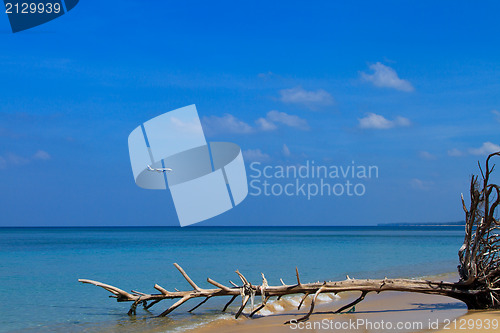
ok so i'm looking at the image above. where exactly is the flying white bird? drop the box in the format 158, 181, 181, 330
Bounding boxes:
147, 165, 173, 173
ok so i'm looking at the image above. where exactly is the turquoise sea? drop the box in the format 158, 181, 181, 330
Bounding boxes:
0, 226, 464, 332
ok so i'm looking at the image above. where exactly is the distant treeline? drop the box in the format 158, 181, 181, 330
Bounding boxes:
378, 221, 466, 226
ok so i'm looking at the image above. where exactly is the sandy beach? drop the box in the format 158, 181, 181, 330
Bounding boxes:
434, 310, 500, 333
190, 273, 500, 333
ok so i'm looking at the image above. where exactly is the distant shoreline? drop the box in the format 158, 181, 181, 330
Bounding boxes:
378, 221, 465, 227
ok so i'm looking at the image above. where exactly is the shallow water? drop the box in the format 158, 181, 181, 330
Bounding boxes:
0, 226, 464, 332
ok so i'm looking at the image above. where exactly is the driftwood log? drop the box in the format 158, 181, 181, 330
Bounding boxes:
79, 152, 500, 323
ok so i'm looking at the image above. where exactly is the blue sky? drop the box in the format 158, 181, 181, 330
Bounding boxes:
0, 1, 499, 226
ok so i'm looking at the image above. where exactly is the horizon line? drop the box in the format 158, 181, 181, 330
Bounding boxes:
0, 224, 465, 228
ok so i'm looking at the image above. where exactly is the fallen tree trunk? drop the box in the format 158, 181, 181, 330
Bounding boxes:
78, 263, 493, 323
79, 152, 500, 323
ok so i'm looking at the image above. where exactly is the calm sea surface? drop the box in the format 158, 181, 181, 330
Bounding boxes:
0, 226, 464, 332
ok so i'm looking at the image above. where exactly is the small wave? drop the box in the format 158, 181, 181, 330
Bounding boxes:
287, 296, 302, 307
258, 308, 274, 316
251, 292, 341, 318
273, 303, 285, 312
167, 313, 234, 333
317, 293, 340, 302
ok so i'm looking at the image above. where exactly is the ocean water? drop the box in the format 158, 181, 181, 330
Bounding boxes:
0, 226, 464, 332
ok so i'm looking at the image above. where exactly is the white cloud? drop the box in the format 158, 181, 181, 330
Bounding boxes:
243, 149, 270, 162
202, 114, 253, 135
360, 62, 414, 92
265, 110, 309, 130
447, 148, 464, 157
255, 117, 277, 131
0, 153, 29, 169
33, 150, 51, 160
258, 71, 275, 79
279, 86, 334, 109
492, 110, 500, 122
282, 144, 291, 157
419, 151, 436, 160
410, 178, 433, 190
6, 153, 30, 166
204, 111, 309, 135
359, 113, 393, 129
395, 117, 411, 127
170, 117, 205, 135
358, 113, 411, 130
449, 143, 500, 157
0, 150, 51, 170
469, 142, 500, 156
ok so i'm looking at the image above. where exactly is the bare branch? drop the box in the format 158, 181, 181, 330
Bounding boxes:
222, 295, 238, 312
285, 285, 326, 324
298, 293, 309, 310
334, 291, 368, 313
158, 296, 191, 317
296, 267, 301, 285
188, 296, 212, 313
173, 263, 201, 291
